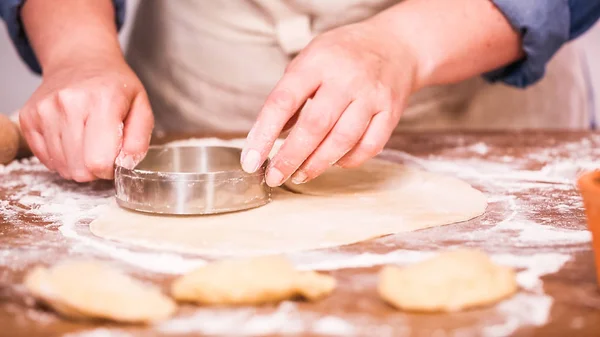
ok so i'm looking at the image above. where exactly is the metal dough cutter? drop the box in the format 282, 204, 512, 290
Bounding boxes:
114, 145, 271, 215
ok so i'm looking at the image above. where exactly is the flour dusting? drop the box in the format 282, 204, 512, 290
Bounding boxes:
63, 329, 133, 337
0, 135, 595, 336
158, 301, 358, 336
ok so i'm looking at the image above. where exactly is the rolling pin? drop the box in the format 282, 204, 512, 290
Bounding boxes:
0, 113, 31, 165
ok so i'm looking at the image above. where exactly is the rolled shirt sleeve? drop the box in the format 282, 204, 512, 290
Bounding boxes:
485, 0, 600, 88
0, 0, 126, 75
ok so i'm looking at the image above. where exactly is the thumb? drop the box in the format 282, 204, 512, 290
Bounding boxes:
115, 92, 154, 169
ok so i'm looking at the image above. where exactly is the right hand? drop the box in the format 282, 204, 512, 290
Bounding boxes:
19, 58, 154, 182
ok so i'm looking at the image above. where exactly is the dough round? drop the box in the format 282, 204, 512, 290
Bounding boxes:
378, 249, 517, 312
24, 260, 176, 323
284, 158, 421, 196
171, 255, 336, 305
89, 138, 487, 256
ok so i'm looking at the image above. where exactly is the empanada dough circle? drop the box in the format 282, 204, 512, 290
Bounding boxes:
284, 158, 417, 195
24, 260, 176, 323
89, 153, 486, 256
378, 249, 517, 312
171, 255, 336, 305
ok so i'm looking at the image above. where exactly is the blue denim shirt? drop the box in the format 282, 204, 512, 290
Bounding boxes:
0, 0, 126, 74
1, 0, 599, 88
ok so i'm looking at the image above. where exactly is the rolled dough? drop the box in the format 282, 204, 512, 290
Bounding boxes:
378, 249, 517, 312
89, 139, 487, 256
171, 255, 336, 305
23, 260, 176, 323
284, 158, 420, 196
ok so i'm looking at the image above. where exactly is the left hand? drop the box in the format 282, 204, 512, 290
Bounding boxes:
241, 20, 419, 187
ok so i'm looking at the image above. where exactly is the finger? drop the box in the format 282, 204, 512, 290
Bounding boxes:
241, 71, 320, 173
336, 110, 397, 168
116, 92, 154, 169
290, 99, 373, 184
38, 99, 70, 179
265, 84, 351, 187
281, 98, 312, 132
24, 130, 53, 171
281, 108, 300, 132
41, 123, 69, 179
61, 129, 94, 182
19, 109, 53, 171
83, 92, 130, 180
57, 91, 95, 183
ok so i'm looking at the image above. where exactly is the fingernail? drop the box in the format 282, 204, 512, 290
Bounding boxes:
116, 151, 144, 170
240, 147, 247, 163
241, 149, 261, 173
266, 168, 284, 187
291, 170, 307, 184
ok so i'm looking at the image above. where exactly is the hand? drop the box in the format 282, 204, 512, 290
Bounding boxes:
19, 58, 154, 182
241, 21, 418, 187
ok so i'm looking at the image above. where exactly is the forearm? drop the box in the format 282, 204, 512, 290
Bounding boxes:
369, 0, 523, 90
21, 0, 123, 73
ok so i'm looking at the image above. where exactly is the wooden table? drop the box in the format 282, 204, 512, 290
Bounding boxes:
1, 131, 599, 337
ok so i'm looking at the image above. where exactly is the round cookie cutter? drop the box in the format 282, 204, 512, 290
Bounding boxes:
114, 145, 271, 215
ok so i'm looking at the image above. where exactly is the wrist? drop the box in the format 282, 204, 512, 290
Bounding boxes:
365, 14, 433, 92
41, 41, 125, 75
366, 0, 523, 90
21, 0, 123, 74
366, 2, 454, 92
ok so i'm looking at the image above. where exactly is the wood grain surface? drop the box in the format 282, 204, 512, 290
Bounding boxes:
1, 131, 599, 337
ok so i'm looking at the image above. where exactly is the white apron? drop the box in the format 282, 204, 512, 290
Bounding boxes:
125, 0, 593, 135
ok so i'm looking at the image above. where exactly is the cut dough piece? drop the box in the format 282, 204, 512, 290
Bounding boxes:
90, 156, 486, 256
24, 260, 176, 323
171, 255, 336, 305
378, 249, 517, 312
284, 158, 422, 196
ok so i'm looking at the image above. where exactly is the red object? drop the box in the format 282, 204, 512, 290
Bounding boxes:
578, 170, 600, 287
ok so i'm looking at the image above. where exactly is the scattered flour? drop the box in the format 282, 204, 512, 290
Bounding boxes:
483, 294, 553, 337
0, 136, 595, 336
467, 142, 490, 155
492, 253, 571, 292
294, 250, 436, 271
158, 302, 358, 336
490, 196, 591, 245
63, 329, 133, 337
